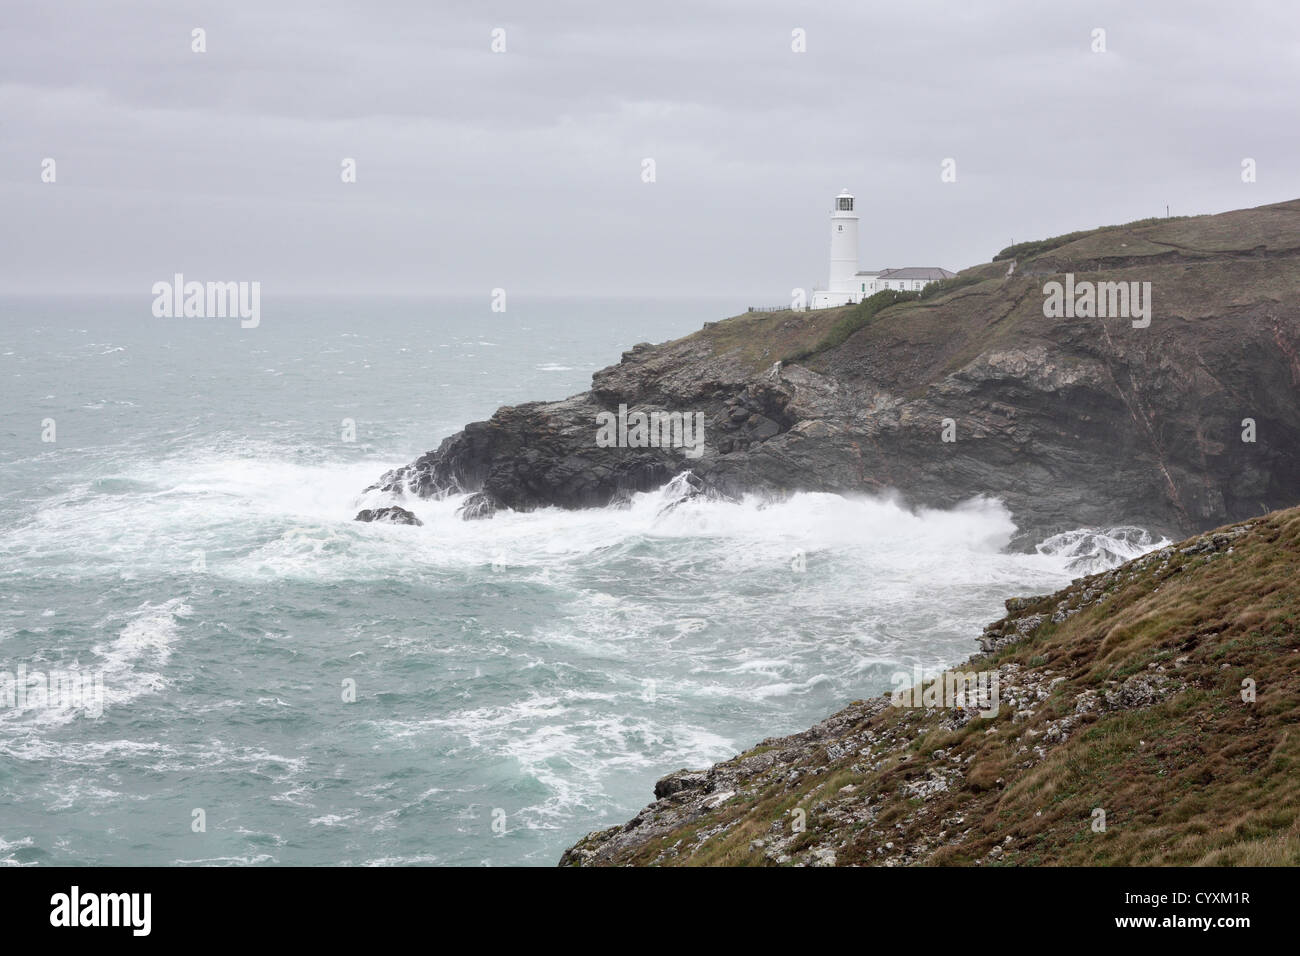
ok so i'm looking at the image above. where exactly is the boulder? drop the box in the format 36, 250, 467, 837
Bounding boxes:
355, 506, 422, 526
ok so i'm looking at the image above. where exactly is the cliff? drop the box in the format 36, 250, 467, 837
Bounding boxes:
367, 199, 1300, 546
559, 507, 1300, 866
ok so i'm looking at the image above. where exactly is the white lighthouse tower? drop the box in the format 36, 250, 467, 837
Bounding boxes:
810, 189, 861, 309
828, 188, 859, 295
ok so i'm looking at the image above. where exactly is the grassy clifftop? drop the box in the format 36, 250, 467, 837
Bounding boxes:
561, 506, 1300, 866
690, 198, 1300, 379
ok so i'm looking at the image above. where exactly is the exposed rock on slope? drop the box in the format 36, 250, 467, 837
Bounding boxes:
368, 200, 1300, 545
559, 509, 1300, 866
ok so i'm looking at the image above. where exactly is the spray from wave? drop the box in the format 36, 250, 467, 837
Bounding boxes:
1035, 526, 1167, 575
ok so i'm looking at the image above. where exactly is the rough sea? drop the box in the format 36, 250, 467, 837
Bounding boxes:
0, 295, 1158, 866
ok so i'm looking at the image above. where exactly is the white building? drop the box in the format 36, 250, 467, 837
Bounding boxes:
809, 189, 955, 309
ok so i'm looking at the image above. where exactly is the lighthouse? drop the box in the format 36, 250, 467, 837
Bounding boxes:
828, 188, 859, 296
809, 188, 956, 309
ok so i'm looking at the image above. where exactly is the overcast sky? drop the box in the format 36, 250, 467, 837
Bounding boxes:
2, 0, 1297, 297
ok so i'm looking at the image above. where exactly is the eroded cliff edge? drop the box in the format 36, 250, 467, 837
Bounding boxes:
366, 200, 1300, 546
559, 508, 1300, 866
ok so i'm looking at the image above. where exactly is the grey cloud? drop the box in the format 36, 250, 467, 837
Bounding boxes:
1, 0, 1297, 296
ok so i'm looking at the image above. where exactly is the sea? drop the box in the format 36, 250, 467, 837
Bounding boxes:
0, 295, 1159, 866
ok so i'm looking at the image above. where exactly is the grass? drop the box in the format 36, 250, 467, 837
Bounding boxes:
784, 289, 923, 362
992, 215, 1193, 262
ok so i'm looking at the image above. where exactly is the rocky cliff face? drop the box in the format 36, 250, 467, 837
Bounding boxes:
559, 509, 1300, 867
367, 200, 1300, 546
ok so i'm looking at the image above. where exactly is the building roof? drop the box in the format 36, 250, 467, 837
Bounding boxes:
872, 267, 956, 280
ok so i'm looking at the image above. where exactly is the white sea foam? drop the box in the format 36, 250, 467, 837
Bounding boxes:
0, 599, 188, 728
172, 854, 278, 866
2, 445, 1167, 857
2, 444, 1149, 591
1037, 526, 1168, 574
89, 598, 189, 712
0, 835, 38, 867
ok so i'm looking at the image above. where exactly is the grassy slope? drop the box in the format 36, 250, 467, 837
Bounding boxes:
573, 506, 1300, 866
682, 199, 1300, 384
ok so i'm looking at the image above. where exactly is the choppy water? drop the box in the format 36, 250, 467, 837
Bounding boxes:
0, 295, 1158, 866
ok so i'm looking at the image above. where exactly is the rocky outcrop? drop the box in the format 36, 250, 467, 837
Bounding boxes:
367, 200, 1300, 546
560, 512, 1300, 866
354, 506, 422, 526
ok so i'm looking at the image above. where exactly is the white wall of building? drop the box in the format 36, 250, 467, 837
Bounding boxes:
810, 290, 854, 308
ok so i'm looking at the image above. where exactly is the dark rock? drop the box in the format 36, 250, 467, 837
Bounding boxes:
1005, 596, 1048, 613
457, 492, 498, 520
654, 770, 709, 800
747, 416, 782, 441
355, 506, 422, 526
